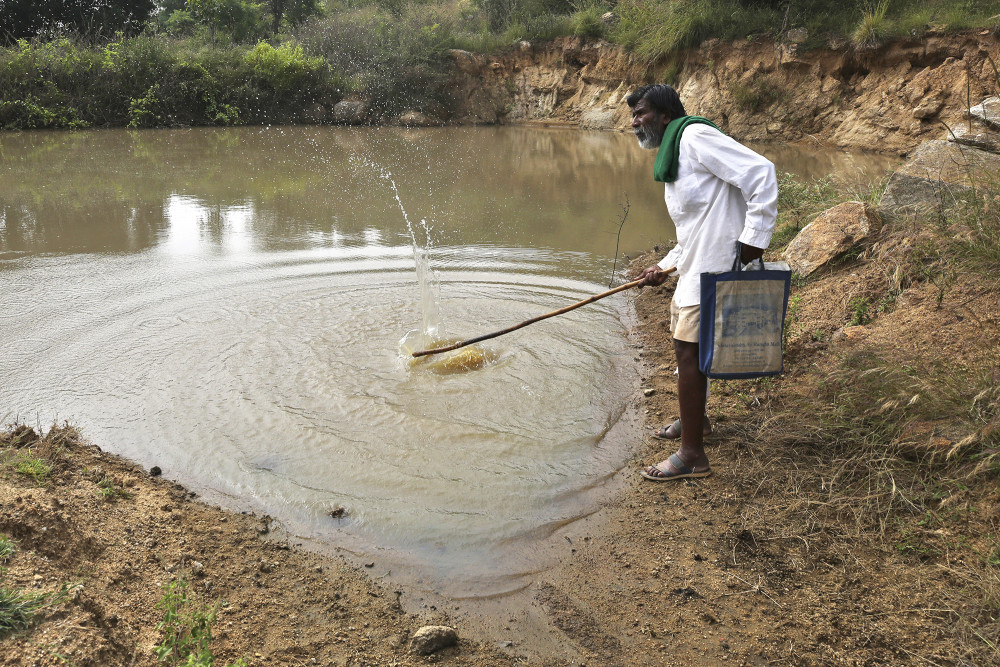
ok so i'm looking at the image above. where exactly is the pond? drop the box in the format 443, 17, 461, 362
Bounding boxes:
0, 126, 897, 596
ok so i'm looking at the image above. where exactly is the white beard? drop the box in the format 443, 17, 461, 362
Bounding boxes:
634, 126, 664, 150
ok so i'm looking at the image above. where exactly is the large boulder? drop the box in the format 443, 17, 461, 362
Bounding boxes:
965, 95, 1000, 130
580, 108, 616, 129
782, 202, 879, 276
333, 100, 369, 125
447, 49, 481, 76
945, 120, 1000, 153
879, 140, 1000, 213
409, 625, 458, 655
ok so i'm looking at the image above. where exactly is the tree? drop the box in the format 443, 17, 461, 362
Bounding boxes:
266, 0, 320, 35
186, 0, 265, 42
0, 0, 156, 43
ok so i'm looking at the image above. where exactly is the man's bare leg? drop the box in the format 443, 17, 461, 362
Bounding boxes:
643, 339, 711, 478
673, 339, 710, 469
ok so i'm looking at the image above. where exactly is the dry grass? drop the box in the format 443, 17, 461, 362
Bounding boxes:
708, 162, 1000, 662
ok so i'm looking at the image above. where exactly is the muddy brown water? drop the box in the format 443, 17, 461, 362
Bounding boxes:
0, 126, 897, 596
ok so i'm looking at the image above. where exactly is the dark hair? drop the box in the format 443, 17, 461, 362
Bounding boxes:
626, 84, 686, 120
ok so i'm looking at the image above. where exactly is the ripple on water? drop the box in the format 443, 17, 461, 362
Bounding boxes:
0, 245, 641, 594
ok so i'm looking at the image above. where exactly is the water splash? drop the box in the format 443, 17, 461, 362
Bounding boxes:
383, 170, 441, 337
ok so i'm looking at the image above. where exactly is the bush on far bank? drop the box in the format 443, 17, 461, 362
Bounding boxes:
1, 0, 997, 131
0, 33, 341, 129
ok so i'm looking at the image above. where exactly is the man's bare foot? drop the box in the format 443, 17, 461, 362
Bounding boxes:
640, 452, 711, 482
651, 417, 712, 440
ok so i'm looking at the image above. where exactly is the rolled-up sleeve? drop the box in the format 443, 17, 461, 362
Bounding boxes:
657, 243, 683, 271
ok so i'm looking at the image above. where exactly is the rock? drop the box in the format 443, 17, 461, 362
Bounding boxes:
447, 49, 480, 75
579, 108, 616, 129
397, 111, 435, 127
600, 11, 616, 25
643, 388, 656, 396
965, 96, 1000, 130
333, 100, 368, 125
912, 98, 943, 119
409, 626, 458, 655
786, 27, 808, 43
945, 121, 1000, 153
149, 466, 161, 477
782, 202, 878, 276
880, 140, 1000, 213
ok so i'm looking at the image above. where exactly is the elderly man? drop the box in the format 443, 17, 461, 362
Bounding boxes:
630, 84, 778, 481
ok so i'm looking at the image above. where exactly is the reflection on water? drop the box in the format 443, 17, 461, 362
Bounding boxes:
0, 126, 898, 595
0, 126, 898, 259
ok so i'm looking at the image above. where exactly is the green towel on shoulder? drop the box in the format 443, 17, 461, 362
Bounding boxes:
653, 116, 721, 183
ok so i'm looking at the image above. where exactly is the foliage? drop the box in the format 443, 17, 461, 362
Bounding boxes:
187, 0, 268, 43
0, 34, 341, 129
0, 0, 156, 45
570, 1, 608, 38
0, 536, 14, 563
0, 583, 76, 639
0, 448, 53, 485
851, 0, 891, 50
298, 6, 459, 116
155, 579, 246, 667
244, 41, 326, 94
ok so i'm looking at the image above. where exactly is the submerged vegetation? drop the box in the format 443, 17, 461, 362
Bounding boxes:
0, 0, 998, 129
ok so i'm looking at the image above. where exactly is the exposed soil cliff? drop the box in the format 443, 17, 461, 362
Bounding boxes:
448, 30, 1000, 155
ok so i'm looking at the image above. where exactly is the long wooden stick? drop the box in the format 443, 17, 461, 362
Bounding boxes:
411, 267, 676, 358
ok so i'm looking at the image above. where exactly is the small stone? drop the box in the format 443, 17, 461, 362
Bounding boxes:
364, 562, 375, 568
190, 561, 204, 576
409, 625, 458, 655
150, 466, 162, 477
786, 27, 808, 43
643, 388, 656, 397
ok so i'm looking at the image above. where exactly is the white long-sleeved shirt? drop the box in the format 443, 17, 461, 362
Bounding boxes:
656, 124, 778, 307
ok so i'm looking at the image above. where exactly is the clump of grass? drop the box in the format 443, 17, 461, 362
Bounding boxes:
570, 1, 609, 38
0, 535, 15, 563
0, 448, 53, 486
851, 0, 891, 50
96, 476, 133, 501
0, 583, 76, 639
155, 579, 246, 667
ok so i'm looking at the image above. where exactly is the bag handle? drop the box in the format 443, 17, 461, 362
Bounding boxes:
732, 242, 765, 272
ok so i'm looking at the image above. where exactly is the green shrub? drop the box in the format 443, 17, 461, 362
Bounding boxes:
570, 2, 608, 38
155, 579, 246, 667
244, 41, 327, 94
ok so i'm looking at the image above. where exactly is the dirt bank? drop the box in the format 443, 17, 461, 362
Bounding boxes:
450, 30, 1000, 155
